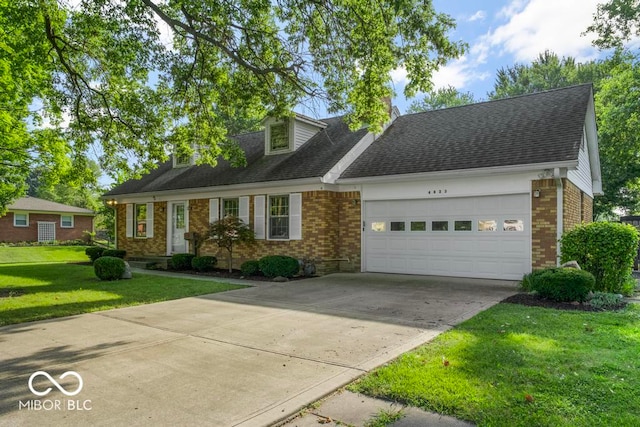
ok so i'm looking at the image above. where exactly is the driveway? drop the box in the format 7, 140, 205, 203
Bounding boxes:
0, 273, 517, 426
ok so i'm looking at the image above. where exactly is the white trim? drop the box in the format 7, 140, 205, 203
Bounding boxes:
289, 193, 302, 240
146, 202, 154, 238
254, 195, 265, 239
60, 214, 74, 228
239, 196, 249, 224
125, 204, 133, 238
37, 221, 56, 242
166, 201, 189, 255
584, 93, 603, 195
209, 198, 219, 224
555, 168, 563, 265
337, 161, 578, 185
13, 212, 28, 227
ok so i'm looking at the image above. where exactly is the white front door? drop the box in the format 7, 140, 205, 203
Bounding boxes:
171, 202, 187, 254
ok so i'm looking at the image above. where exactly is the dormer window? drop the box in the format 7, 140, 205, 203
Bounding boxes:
270, 121, 289, 152
175, 153, 191, 167
173, 146, 198, 168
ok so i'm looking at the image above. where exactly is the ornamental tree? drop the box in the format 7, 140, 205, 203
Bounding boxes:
208, 216, 255, 272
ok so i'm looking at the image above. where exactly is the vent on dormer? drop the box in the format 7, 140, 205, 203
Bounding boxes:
264, 114, 327, 155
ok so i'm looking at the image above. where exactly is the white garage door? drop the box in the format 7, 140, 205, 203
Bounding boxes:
364, 194, 530, 280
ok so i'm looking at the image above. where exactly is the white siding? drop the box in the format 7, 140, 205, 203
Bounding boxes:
567, 132, 594, 197
294, 121, 321, 150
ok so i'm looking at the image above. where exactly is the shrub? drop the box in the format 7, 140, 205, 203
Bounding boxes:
94, 256, 126, 281
588, 292, 624, 310
171, 253, 195, 270
258, 255, 300, 278
191, 256, 217, 272
85, 246, 105, 263
520, 269, 546, 292
530, 268, 595, 302
240, 260, 260, 276
102, 249, 127, 259
560, 222, 639, 295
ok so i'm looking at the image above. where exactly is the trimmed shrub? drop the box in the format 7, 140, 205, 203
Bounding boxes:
102, 249, 127, 259
85, 246, 105, 263
171, 253, 195, 270
560, 222, 639, 294
520, 269, 547, 292
94, 256, 126, 281
240, 260, 260, 276
191, 256, 217, 272
530, 268, 595, 302
258, 255, 300, 278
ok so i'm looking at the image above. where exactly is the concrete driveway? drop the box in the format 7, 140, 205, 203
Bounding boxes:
0, 273, 516, 426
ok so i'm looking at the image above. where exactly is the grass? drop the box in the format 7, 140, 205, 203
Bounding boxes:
364, 408, 404, 427
0, 263, 245, 326
0, 245, 90, 264
350, 303, 640, 427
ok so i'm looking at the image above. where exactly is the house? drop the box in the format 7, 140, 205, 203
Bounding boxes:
104, 84, 601, 280
0, 196, 95, 243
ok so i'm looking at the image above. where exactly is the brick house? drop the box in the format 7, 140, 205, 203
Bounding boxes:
104, 84, 601, 280
1, 196, 95, 243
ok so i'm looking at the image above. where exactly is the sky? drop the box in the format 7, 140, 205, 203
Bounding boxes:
382, 0, 620, 114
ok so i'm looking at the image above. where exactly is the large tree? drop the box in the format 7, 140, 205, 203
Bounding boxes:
0, 0, 465, 214
407, 85, 476, 113
587, 0, 640, 48
489, 50, 640, 217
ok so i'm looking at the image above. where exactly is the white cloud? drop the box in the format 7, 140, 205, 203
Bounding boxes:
431, 56, 491, 90
468, 10, 486, 22
390, 67, 408, 84
487, 0, 602, 62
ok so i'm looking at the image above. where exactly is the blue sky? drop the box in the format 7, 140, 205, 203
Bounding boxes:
384, 0, 621, 114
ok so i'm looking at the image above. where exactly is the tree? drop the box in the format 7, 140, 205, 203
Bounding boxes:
407, 85, 476, 113
208, 216, 255, 272
488, 50, 640, 217
586, 0, 640, 48
0, 0, 466, 214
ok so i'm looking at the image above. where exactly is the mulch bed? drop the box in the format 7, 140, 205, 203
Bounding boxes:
502, 293, 627, 312
163, 268, 311, 282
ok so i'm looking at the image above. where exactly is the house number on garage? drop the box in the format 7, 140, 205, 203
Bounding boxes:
427, 189, 447, 195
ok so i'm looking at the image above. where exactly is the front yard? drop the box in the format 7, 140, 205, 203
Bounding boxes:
0, 246, 245, 326
350, 302, 640, 427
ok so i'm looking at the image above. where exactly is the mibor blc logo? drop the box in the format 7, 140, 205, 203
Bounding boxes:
19, 370, 92, 411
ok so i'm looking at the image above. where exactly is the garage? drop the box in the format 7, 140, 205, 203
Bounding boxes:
364, 194, 530, 280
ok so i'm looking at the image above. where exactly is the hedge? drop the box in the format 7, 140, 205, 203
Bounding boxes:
102, 249, 127, 259
85, 246, 105, 263
191, 256, 217, 272
529, 267, 595, 302
560, 222, 639, 294
258, 255, 299, 278
171, 253, 195, 270
94, 256, 126, 281
240, 260, 260, 276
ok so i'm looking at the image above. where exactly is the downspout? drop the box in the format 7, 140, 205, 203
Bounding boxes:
554, 168, 563, 266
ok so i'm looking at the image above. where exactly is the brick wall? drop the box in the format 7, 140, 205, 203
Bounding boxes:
116, 202, 167, 256
581, 193, 593, 222
531, 179, 558, 269
117, 192, 362, 275
0, 213, 93, 243
563, 179, 582, 233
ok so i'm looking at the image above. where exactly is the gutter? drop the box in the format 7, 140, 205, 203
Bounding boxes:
555, 167, 563, 265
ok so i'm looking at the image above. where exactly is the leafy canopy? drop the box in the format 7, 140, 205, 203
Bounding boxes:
407, 85, 476, 113
586, 0, 640, 48
0, 0, 465, 214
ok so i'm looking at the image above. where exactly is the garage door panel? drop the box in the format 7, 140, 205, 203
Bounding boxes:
364, 194, 530, 280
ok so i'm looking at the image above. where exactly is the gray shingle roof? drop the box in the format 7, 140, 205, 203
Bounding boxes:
8, 196, 95, 214
106, 116, 368, 196
340, 84, 593, 179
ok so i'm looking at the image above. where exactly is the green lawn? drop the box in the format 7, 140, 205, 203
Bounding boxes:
0, 263, 245, 326
350, 303, 640, 427
0, 245, 89, 264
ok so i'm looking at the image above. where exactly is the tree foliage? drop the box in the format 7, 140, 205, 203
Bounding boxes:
0, 0, 465, 214
208, 216, 255, 272
407, 85, 476, 113
586, 0, 640, 48
489, 50, 640, 216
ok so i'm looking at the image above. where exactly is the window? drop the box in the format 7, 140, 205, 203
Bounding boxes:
454, 220, 472, 231
269, 195, 289, 239
478, 220, 497, 232
270, 122, 289, 151
135, 204, 148, 238
222, 198, 239, 218
504, 219, 524, 231
60, 215, 74, 228
410, 221, 426, 231
174, 152, 191, 167
432, 221, 448, 231
371, 222, 386, 232
14, 213, 28, 227
390, 221, 405, 231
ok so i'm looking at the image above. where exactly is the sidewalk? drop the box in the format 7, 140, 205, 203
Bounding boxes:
278, 390, 473, 427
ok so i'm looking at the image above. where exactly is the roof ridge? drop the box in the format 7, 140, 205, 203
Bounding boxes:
403, 83, 593, 118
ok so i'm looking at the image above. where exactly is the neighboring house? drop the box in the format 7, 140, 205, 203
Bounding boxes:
104, 84, 601, 280
0, 197, 95, 243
